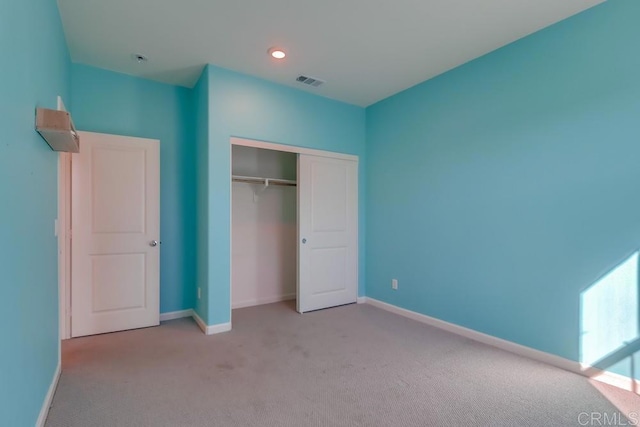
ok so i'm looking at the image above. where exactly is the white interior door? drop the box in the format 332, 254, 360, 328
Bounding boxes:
298, 154, 358, 313
71, 131, 160, 337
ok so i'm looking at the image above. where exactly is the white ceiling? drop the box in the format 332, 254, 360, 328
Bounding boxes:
57, 0, 603, 107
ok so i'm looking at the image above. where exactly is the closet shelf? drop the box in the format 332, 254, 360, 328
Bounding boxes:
232, 175, 297, 187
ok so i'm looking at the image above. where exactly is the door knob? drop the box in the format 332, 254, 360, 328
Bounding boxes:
302, 238, 307, 244
150, 240, 159, 247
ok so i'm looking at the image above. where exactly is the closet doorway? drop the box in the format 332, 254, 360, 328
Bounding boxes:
230, 137, 358, 314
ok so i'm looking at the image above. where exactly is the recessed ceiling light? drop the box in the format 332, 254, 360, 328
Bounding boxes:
132, 53, 148, 63
268, 47, 286, 60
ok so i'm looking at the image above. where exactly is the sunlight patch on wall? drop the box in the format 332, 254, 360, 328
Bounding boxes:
580, 252, 639, 366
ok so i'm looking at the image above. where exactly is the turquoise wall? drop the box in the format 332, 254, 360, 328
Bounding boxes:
0, 0, 70, 425
71, 64, 197, 314
366, 0, 640, 378
200, 65, 366, 325
193, 69, 210, 321
3, 3, 638, 422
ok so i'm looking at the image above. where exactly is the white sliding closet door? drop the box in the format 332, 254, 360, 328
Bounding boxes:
298, 154, 358, 313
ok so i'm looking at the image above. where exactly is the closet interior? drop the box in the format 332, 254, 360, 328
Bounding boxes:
231, 145, 298, 309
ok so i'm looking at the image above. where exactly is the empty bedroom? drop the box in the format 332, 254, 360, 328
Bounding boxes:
1, 0, 639, 426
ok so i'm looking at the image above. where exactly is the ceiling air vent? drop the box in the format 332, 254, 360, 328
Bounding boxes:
296, 75, 325, 88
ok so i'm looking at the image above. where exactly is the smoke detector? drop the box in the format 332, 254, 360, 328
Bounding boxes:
132, 53, 149, 63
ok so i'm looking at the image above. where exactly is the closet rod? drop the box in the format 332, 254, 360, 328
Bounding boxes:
232, 175, 297, 187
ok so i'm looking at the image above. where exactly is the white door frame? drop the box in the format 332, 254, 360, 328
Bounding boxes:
229, 137, 359, 320
58, 129, 163, 339
231, 137, 358, 162
58, 152, 72, 340
56, 153, 71, 340
57, 96, 72, 340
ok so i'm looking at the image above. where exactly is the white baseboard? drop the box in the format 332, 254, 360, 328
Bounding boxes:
365, 298, 640, 394
192, 311, 232, 335
232, 293, 296, 309
206, 322, 233, 335
160, 309, 194, 322
36, 361, 61, 427
357, 297, 367, 304
590, 369, 640, 394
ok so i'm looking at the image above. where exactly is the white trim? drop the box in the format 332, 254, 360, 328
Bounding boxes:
365, 298, 577, 371
231, 137, 358, 162
230, 137, 361, 325
206, 322, 233, 335
57, 96, 66, 112
192, 310, 208, 333
58, 152, 71, 340
57, 96, 72, 341
357, 297, 367, 304
232, 294, 296, 309
160, 309, 194, 322
229, 140, 234, 327
192, 311, 232, 335
296, 156, 300, 313
365, 298, 640, 394
36, 361, 61, 427
590, 370, 640, 394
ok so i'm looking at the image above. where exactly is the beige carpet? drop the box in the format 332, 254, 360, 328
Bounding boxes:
46, 302, 639, 426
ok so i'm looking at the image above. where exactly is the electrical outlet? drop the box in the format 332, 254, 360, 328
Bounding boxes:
392, 279, 398, 290
197, 287, 201, 300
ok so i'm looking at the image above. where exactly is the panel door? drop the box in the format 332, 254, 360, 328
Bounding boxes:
298, 154, 358, 313
71, 131, 160, 337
